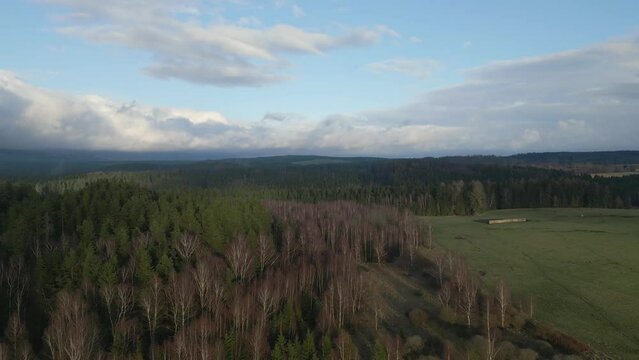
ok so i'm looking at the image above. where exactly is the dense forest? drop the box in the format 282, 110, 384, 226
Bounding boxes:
39, 157, 639, 215
0, 179, 601, 359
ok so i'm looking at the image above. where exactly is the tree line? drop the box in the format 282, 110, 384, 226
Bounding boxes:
37, 158, 639, 216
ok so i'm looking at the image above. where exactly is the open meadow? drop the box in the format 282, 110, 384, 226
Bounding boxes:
422, 208, 639, 358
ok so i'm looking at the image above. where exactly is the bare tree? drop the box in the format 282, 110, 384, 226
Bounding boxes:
99, 282, 134, 342
99, 285, 116, 338
225, 235, 254, 281
372, 236, 387, 265
256, 273, 281, 328
335, 330, 359, 360
495, 280, 510, 328
176, 233, 200, 263
434, 254, 445, 286
256, 234, 277, 273
438, 281, 452, 308
248, 324, 268, 360
384, 335, 402, 360
231, 286, 254, 336
44, 291, 100, 360
4, 313, 25, 358
191, 255, 214, 313
3, 257, 28, 316
460, 277, 478, 328
528, 296, 534, 319
140, 276, 163, 359
484, 297, 500, 360
166, 271, 195, 334
115, 284, 134, 325
369, 290, 385, 331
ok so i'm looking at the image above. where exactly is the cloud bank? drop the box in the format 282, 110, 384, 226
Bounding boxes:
1, 36, 639, 155
46, 0, 396, 86
365, 37, 639, 153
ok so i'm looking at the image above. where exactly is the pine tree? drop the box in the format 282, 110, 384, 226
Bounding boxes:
134, 246, 153, 287
301, 331, 317, 360
155, 252, 174, 280
271, 334, 287, 360
373, 339, 387, 360
321, 334, 332, 360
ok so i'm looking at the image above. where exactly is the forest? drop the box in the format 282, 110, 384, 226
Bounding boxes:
0, 154, 622, 359
39, 156, 639, 215
0, 181, 422, 359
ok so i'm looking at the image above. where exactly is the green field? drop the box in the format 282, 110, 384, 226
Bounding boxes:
422, 208, 639, 359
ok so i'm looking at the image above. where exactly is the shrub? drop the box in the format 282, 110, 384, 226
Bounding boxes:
496, 341, 519, 360
510, 313, 527, 330
534, 322, 591, 353
518, 348, 539, 360
438, 306, 458, 324
552, 355, 583, 360
404, 335, 424, 355
409, 308, 429, 329
466, 335, 486, 360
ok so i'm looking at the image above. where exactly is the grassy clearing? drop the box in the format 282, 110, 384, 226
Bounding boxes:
421, 208, 639, 359
591, 172, 639, 178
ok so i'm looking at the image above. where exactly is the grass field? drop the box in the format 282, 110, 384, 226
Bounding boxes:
421, 208, 639, 359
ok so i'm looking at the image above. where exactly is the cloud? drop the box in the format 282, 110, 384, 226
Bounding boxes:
0, 70, 236, 151
2, 37, 639, 155
0, 70, 467, 155
45, 0, 395, 87
364, 37, 639, 153
262, 112, 297, 122
292, 4, 305, 18
366, 58, 439, 79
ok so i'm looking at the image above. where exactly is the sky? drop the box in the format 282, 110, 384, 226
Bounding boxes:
1, 0, 639, 157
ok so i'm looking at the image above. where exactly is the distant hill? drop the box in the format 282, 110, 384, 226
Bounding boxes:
1, 149, 638, 179
442, 151, 639, 166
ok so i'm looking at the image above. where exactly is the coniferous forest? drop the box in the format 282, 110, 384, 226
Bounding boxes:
0, 154, 635, 359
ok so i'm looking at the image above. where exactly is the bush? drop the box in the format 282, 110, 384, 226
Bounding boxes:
518, 348, 539, 360
438, 307, 458, 324
409, 308, 429, 329
496, 341, 518, 360
552, 355, 583, 360
404, 335, 424, 355
511, 313, 527, 330
465, 335, 486, 360
532, 339, 554, 357
534, 322, 591, 353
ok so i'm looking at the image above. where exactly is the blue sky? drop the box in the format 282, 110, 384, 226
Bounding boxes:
1, 0, 639, 155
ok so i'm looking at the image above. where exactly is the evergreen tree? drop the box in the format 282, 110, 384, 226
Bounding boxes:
373, 339, 387, 360
271, 334, 287, 360
301, 330, 317, 360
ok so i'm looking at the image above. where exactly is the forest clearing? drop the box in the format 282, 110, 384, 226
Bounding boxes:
422, 208, 639, 358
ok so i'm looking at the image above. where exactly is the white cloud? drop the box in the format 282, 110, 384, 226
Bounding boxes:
364, 37, 639, 153
292, 4, 305, 18
366, 58, 439, 79
237, 16, 261, 27
44, 0, 395, 87
0, 70, 466, 154
2, 37, 639, 155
